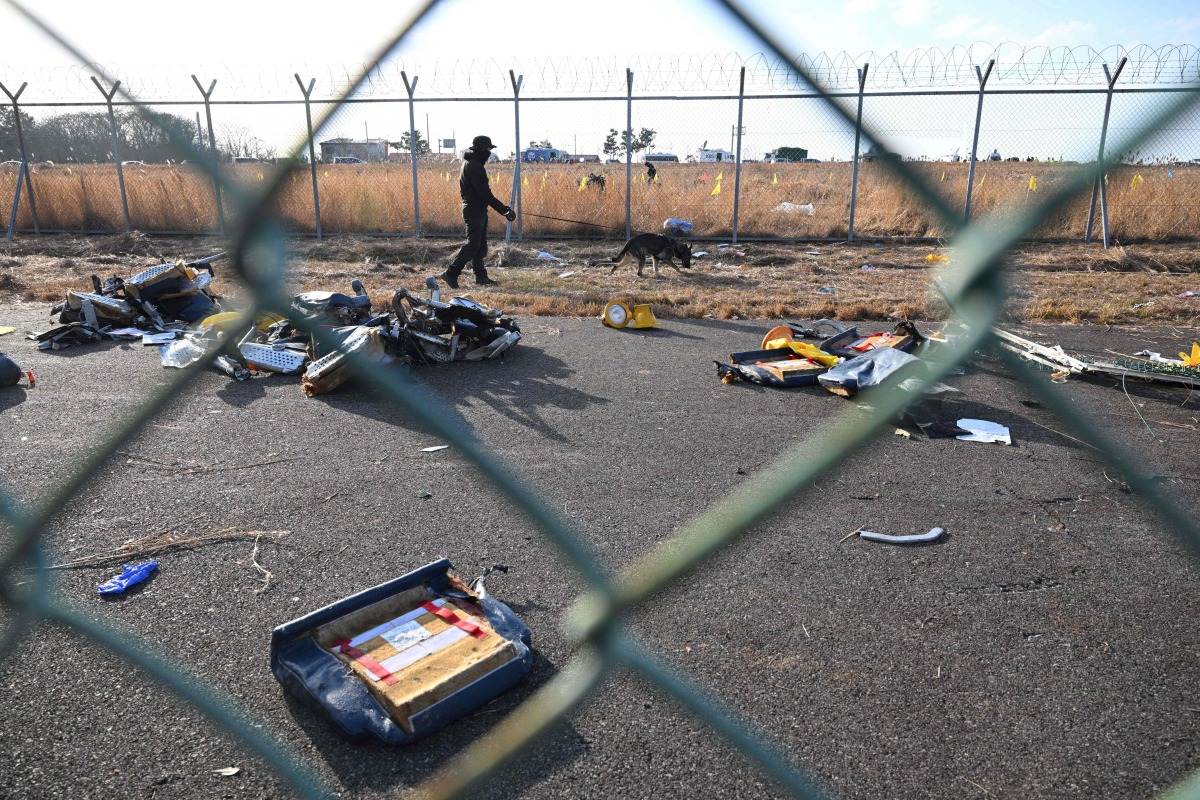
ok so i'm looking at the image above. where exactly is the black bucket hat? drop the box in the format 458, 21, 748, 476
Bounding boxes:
471, 135, 497, 151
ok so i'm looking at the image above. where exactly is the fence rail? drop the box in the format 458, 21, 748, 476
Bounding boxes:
2, 0, 1199, 797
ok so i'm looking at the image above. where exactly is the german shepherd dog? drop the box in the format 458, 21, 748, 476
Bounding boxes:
607, 233, 692, 277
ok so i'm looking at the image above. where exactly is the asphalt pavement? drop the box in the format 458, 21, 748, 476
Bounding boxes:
0, 300, 1197, 800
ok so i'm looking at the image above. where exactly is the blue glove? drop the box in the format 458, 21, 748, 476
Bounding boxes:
98, 560, 159, 595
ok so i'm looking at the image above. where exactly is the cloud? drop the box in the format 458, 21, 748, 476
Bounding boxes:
1031, 20, 1097, 46
935, 14, 1011, 43
1154, 16, 1200, 34
842, 0, 882, 17
892, 0, 935, 27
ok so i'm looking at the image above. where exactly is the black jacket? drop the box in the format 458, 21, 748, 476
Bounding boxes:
459, 150, 509, 214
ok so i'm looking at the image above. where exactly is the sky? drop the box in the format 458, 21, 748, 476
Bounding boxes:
1, 0, 1198, 162
3, 0, 1197, 74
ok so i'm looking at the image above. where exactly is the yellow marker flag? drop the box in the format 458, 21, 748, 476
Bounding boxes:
523, 175, 528, 186
443, 172, 449, 181
711, 180, 721, 196
979, 174, 985, 186
940, 171, 945, 182
1131, 174, 1144, 189
772, 172, 778, 185
257, 172, 264, 181
541, 173, 546, 189
324, 171, 328, 178
1028, 176, 1037, 191
579, 176, 588, 191
716, 171, 724, 182
1180, 342, 1200, 368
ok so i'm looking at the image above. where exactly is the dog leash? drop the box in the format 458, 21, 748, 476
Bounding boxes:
522, 212, 656, 240
520, 212, 621, 230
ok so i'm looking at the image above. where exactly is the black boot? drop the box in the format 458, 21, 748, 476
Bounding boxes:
439, 270, 459, 289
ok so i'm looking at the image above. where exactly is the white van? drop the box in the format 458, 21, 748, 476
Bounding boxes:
690, 148, 735, 163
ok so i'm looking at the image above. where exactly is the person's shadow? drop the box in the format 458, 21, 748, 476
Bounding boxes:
323, 346, 610, 443
427, 347, 611, 443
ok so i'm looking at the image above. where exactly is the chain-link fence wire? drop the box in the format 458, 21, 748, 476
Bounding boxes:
7, 67, 1200, 241
2, 1, 1200, 799
1105, 89, 1200, 240
513, 97, 625, 238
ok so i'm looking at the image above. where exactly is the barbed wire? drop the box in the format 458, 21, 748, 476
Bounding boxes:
2, 44, 1198, 103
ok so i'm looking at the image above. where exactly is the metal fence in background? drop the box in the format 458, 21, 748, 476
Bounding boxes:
2, 2, 1200, 799
3, 49, 1200, 246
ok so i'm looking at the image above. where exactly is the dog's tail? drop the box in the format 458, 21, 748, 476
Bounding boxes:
588, 241, 632, 267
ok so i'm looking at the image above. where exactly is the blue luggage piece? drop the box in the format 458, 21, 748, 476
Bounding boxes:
270, 559, 532, 744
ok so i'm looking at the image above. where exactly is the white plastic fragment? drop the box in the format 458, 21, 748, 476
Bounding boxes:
859, 527, 945, 544
160, 338, 206, 368
420, 445, 450, 452
956, 419, 1012, 445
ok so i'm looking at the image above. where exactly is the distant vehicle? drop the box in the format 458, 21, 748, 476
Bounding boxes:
766, 146, 809, 163
521, 148, 570, 163
231, 156, 259, 164
689, 147, 734, 163
643, 152, 679, 163
121, 160, 146, 166
797, 158, 820, 163
333, 156, 364, 164
604, 158, 621, 164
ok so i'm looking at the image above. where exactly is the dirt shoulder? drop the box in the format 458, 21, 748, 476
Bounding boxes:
2, 233, 1199, 326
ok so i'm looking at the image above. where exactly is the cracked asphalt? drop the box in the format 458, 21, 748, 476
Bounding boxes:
0, 300, 1197, 800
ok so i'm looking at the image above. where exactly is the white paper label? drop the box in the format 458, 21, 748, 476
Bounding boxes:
373, 627, 469, 678
347, 598, 446, 648
381, 620, 431, 652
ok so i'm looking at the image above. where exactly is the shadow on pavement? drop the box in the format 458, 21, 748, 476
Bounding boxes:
427, 346, 610, 443
286, 649, 584, 797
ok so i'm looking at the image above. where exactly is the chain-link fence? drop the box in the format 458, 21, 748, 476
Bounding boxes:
2, 0, 1200, 798
5, 44, 1200, 244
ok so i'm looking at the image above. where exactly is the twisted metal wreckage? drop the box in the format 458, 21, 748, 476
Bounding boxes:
714, 315, 1200, 437
30, 253, 522, 396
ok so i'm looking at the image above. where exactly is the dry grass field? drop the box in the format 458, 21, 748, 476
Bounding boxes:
3, 161, 1199, 241
2, 231, 1200, 327
3, 156, 1198, 327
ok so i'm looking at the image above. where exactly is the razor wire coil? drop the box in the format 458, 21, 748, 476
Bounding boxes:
3, 44, 1200, 102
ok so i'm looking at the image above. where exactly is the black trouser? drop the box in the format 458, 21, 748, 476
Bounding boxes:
446, 207, 490, 280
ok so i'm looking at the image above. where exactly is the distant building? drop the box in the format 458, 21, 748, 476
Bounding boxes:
575, 154, 601, 163
319, 138, 390, 164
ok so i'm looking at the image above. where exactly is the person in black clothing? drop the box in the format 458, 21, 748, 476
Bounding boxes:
440, 135, 515, 288
646, 160, 657, 181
